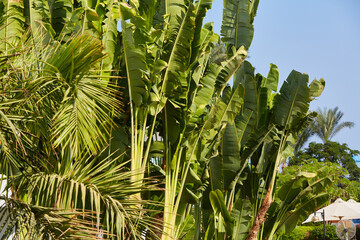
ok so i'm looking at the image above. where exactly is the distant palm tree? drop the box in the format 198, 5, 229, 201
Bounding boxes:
314, 107, 355, 142
294, 107, 354, 151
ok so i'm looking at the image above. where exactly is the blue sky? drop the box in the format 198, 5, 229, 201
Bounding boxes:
204, 0, 360, 150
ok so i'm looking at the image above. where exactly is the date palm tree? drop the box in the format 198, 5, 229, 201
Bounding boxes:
314, 107, 354, 142
295, 107, 354, 152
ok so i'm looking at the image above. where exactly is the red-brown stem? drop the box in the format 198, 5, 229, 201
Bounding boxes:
246, 186, 273, 240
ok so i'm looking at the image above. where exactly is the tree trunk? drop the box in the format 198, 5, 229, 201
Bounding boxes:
246, 186, 273, 240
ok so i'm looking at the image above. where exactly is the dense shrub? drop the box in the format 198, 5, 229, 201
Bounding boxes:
280, 226, 313, 240
356, 225, 360, 239
309, 225, 338, 240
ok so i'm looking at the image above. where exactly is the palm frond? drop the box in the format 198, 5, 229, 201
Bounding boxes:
314, 106, 354, 142
0, 32, 162, 239
8, 152, 160, 239
0, 197, 102, 239
330, 121, 355, 140
294, 126, 314, 153
295, 106, 354, 146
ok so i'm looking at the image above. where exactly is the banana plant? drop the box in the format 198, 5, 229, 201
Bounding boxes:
117, 0, 258, 239
0, 0, 330, 239
0, 0, 257, 238
0, 0, 120, 69
202, 59, 326, 239
262, 170, 332, 240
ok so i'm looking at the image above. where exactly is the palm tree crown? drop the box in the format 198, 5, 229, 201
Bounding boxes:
314, 107, 354, 142
295, 107, 354, 151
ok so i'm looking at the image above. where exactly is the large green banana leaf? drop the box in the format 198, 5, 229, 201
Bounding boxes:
49, 0, 73, 34
221, 0, 259, 50
263, 170, 332, 239
120, 5, 149, 107
234, 61, 258, 146
163, 3, 196, 97
190, 0, 213, 63
231, 195, 252, 240
273, 70, 310, 130
166, 0, 187, 31
0, 0, 25, 51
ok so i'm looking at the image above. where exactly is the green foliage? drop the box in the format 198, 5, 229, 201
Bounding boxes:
117, 1, 250, 239
0, 33, 156, 239
0, 0, 329, 239
209, 44, 228, 64
309, 224, 338, 240
231, 196, 252, 239
280, 224, 340, 240
282, 158, 360, 202
0, 0, 121, 69
295, 106, 354, 150
290, 141, 360, 182
309, 78, 325, 99
273, 71, 310, 130
280, 226, 313, 240
264, 168, 332, 239
203, 60, 325, 240
314, 107, 355, 142
0, 0, 26, 51
0, 198, 102, 239
221, 0, 259, 50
